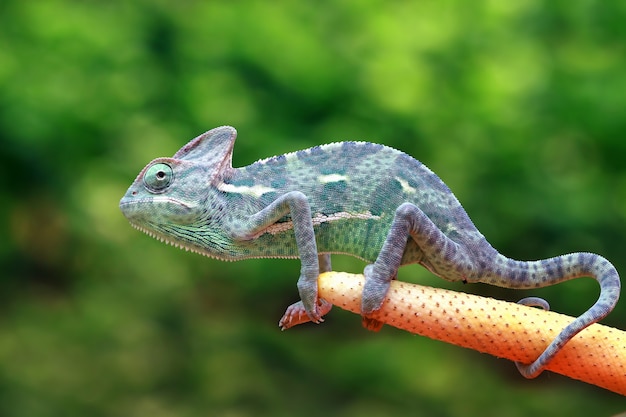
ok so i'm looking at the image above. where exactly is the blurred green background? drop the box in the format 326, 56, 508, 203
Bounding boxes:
1, 1, 625, 416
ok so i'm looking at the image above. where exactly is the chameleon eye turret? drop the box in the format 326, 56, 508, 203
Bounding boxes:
143, 162, 173, 193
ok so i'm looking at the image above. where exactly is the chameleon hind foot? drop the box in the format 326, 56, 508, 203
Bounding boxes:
278, 298, 333, 330
361, 316, 385, 332
361, 264, 392, 332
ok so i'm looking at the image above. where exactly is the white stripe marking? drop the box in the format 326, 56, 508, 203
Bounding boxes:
319, 174, 348, 184
396, 177, 416, 194
218, 183, 276, 197
263, 211, 380, 236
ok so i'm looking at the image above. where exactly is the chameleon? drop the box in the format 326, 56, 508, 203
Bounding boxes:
119, 125, 620, 379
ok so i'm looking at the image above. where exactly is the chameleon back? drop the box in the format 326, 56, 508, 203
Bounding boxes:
224, 140, 482, 263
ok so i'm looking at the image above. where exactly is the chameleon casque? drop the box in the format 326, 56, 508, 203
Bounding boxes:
120, 126, 620, 378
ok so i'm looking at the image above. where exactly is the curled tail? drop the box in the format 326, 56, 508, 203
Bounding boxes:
486, 252, 621, 378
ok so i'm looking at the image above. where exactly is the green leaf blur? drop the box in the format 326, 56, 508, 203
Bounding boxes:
1, 1, 625, 416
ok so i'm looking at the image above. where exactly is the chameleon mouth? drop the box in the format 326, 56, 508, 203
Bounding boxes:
119, 196, 196, 210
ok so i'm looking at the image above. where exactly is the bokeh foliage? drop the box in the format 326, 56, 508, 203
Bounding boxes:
1, 1, 625, 416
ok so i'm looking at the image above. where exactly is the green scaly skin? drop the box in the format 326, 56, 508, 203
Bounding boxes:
120, 126, 620, 379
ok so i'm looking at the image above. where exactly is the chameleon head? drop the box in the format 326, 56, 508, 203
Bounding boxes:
119, 126, 237, 255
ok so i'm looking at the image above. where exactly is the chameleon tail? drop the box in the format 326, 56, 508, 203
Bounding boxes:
490, 252, 620, 378
517, 296, 550, 311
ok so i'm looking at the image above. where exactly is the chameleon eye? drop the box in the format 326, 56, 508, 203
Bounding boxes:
143, 162, 173, 192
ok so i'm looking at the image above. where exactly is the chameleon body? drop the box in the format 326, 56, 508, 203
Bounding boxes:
120, 126, 620, 378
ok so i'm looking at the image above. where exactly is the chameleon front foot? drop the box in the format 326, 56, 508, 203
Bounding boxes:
278, 299, 333, 330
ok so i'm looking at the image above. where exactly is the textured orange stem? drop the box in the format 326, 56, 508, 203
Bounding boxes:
318, 272, 626, 396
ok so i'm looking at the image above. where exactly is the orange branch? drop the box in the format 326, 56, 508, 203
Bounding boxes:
317, 272, 626, 396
